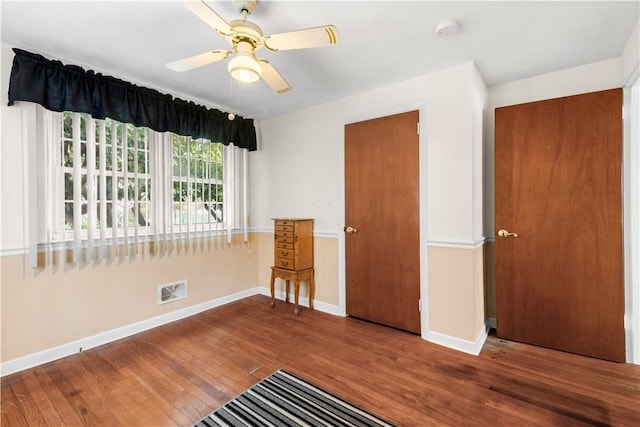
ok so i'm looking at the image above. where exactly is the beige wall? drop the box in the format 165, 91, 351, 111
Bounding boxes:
1, 234, 258, 362
428, 245, 485, 342
483, 241, 496, 319
1, 230, 338, 365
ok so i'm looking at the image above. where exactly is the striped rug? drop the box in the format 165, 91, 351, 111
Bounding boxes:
194, 369, 396, 427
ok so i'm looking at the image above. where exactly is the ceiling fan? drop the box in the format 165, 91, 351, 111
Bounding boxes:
166, 0, 340, 93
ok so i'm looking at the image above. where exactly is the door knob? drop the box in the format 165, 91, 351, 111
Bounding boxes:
497, 229, 518, 238
344, 226, 358, 234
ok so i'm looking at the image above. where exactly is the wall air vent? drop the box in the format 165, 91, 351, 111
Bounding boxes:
158, 280, 188, 305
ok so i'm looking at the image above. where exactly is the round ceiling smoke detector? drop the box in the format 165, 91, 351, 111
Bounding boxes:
435, 20, 459, 37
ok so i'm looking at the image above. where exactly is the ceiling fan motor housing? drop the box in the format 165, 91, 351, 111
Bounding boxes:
228, 19, 263, 48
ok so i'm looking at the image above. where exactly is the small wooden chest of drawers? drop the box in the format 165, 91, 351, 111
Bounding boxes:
273, 218, 313, 270
270, 218, 315, 315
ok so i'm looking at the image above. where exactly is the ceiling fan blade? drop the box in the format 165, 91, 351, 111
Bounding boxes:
258, 60, 291, 94
165, 50, 231, 72
263, 25, 339, 51
185, 0, 233, 36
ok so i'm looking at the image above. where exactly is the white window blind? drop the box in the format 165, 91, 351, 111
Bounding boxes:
27, 107, 249, 267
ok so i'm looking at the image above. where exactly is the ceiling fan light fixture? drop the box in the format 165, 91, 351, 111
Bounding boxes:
228, 52, 262, 83
168, 0, 338, 94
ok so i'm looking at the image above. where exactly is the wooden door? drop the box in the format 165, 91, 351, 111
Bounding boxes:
495, 89, 625, 362
344, 110, 421, 334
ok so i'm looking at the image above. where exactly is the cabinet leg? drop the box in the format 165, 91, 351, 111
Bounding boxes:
294, 279, 300, 315
309, 270, 315, 310
269, 270, 276, 308
285, 280, 290, 304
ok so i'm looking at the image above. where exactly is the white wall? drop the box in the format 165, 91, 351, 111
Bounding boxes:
627, 77, 640, 365
622, 20, 640, 365
622, 21, 639, 83
255, 62, 482, 242
1, 44, 12, 106
0, 44, 27, 253
472, 66, 487, 244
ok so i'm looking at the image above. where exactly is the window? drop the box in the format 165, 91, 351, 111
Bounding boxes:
171, 134, 224, 228
59, 112, 151, 234
28, 107, 248, 266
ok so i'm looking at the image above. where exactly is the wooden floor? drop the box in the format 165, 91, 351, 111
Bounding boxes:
2, 295, 639, 426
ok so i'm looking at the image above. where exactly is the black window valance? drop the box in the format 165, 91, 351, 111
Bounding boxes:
8, 48, 257, 151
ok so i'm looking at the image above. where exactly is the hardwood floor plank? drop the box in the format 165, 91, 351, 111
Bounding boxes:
99, 344, 193, 426
11, 370, 65, 426
0, 376, 28, 427
6, 372, 47, 426
27, 365, 87, 427
481, 339, 640, 424
43, 358, 120, 425
2, 295, 639, 427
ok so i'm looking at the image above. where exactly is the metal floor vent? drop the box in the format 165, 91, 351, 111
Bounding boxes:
158, 280, 188, 305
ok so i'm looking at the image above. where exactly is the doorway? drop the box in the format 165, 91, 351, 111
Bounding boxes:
494, 89, 625, 362
344, 110, 421, 334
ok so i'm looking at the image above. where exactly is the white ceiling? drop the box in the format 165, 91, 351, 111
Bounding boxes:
2, 1, 638, 120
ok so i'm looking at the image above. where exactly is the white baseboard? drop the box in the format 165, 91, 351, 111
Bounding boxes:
0, 287, 261, 377
258, 287, 342, 316
425, 320, 491, 356
1, 287, 491, 376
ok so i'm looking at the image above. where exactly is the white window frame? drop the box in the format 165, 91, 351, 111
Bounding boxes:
53, 113, 154, 242
170, 134, 225, 235
27, 106, 248, 266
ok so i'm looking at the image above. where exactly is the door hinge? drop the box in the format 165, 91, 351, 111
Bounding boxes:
419, 299, 422, 312
417, 122, 420, 135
